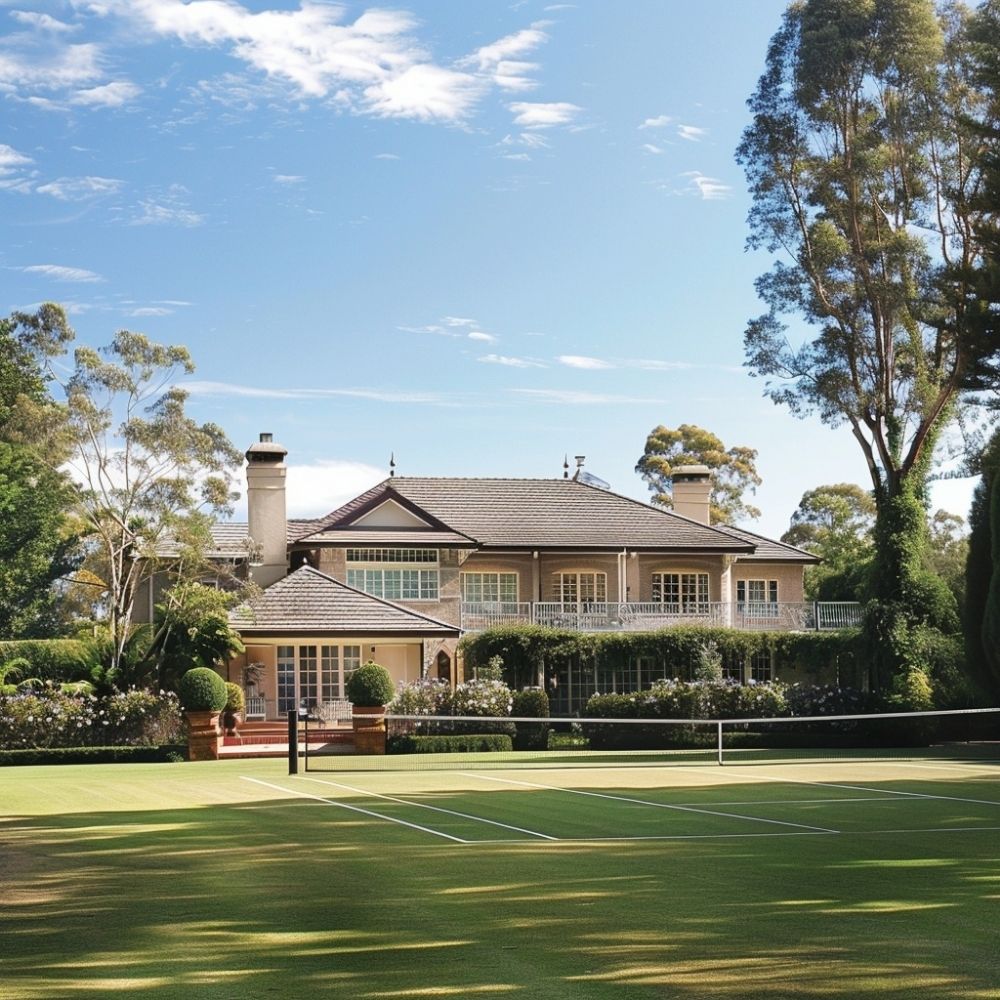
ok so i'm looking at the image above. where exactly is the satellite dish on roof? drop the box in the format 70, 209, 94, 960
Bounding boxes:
577, 470, 611, 491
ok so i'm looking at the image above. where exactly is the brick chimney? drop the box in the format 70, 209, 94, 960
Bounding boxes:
246, 433, 288, 588
672, 465, 712, 524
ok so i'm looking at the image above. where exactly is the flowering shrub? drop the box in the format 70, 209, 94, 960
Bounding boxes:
388, 677, 451, 716
449, 678, 513, 718
0, 688, 183, 750
388, 675, 515, 739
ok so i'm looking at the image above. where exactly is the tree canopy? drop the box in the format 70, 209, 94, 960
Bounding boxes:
738, 0, 994, 688
0, 307, 78, 639
782, 483, 875, 600
635, 424, 761, 524
62, 330, 244, 673
738, 0, 994, 502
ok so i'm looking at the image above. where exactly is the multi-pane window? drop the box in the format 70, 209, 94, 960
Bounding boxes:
749, 650, 773, 683
346, 548, 439, 600
277, 645, 297, 714
346, 548, 437, 563
461, 572, 519, 604
280, 644, 364, 713
553, 572, 607, 605
651, 572, 710, 612
737, 580, 778, 612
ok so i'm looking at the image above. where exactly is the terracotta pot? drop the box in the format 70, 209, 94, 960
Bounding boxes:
186, 710, 222, 761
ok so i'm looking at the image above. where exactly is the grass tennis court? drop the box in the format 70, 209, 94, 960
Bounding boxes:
3, 751, 1000, 998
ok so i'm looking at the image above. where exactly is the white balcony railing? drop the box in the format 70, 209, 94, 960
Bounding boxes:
460, 601, 862, 634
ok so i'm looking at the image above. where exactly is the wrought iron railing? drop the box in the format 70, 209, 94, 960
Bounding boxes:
460, 601, 862, 633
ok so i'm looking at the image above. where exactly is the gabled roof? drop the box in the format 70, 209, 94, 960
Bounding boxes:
296, 477, 755, 553
230, 565, 460, 636
714, 524, 820, 564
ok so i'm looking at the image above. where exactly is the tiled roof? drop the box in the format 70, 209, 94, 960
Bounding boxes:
714, 524, 820, 564
230, 565, 460, 635
301, 477, 755, 552
157, 522, 252, 559
302, 529, 476, 546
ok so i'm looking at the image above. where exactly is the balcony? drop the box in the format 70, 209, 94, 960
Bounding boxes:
460, 601, 862, 634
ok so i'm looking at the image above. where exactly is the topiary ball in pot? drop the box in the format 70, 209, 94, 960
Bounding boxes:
346, 661, 395, 707
224, 682, 245, 714
177, 667, 227, 713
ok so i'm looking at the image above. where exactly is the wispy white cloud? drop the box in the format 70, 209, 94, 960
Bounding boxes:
467, 331, 496, 343
558, 354, 697, 371
641, 143, 663, 155
36, 175, 124, 200
127, 306, 173, 317
639, 114, 672, 129
509, 101, 580, 128
462, 23, 548, 92
0, 39, 102, 92
273, 174, 304, 184
0, 143, 32, 175
682, 170, 731, 200
513, 388, 660, 405
131, 186, 203, 226
19, 264, 104, 283
182, 380, 447, 404
500, 131, 550, 149
677, 124, 707, 142
557, 355, 614, 370
95, 0, 488, 123
71, 80, 142, 107
8, 12, 79, 34
442, 316, 477, 328
375, 153, 400, 160
364, 63, 484, 121
478, 354, 545, 368
283, 460, 386, 519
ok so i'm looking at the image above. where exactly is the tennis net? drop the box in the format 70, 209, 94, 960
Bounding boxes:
300, 706, 1000, 771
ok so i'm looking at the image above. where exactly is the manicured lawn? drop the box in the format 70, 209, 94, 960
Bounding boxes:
2, 755, 999, 998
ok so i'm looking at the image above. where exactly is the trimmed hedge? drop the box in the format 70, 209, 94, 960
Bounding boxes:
177, 668, 227, 712
511, 688, 550, 750
0, 745, 187, 766
387, 733, 513, 755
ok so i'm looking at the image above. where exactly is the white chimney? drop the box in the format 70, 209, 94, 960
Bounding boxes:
672, 465, 712, 524
246, 433, 288, 588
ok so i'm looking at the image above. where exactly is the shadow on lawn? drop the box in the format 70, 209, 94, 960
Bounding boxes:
3, 774, 1000, 1000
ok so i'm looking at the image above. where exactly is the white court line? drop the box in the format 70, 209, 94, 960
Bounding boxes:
241, 776, 468, 843
666, 764, 1000, 809
458, 772, 839, 834
879, 760, 1000, 776
296, 775, 557, 841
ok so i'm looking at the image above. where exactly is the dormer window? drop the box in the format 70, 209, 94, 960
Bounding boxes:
346, 548, 439, 601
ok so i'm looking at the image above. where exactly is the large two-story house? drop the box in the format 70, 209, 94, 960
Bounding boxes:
211, 434, 857, 718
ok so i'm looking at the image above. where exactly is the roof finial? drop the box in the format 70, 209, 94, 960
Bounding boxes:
563, 454, 569, 479
389, 452, 396, 478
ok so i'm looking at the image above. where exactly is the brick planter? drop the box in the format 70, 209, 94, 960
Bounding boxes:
352, 707, 386, 755
186, 710, 222, 761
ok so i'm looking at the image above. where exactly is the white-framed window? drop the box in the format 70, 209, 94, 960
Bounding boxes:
749, 650, 773, 683
346, 548, 439, 600
737, 579, 779, 613
279, 644, 364, 714
553, 572, 607, 605
651, 572, 710, 612
461, 572, 519, 604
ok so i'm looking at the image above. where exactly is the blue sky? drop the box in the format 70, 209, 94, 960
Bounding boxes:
1, 0, 975, 537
